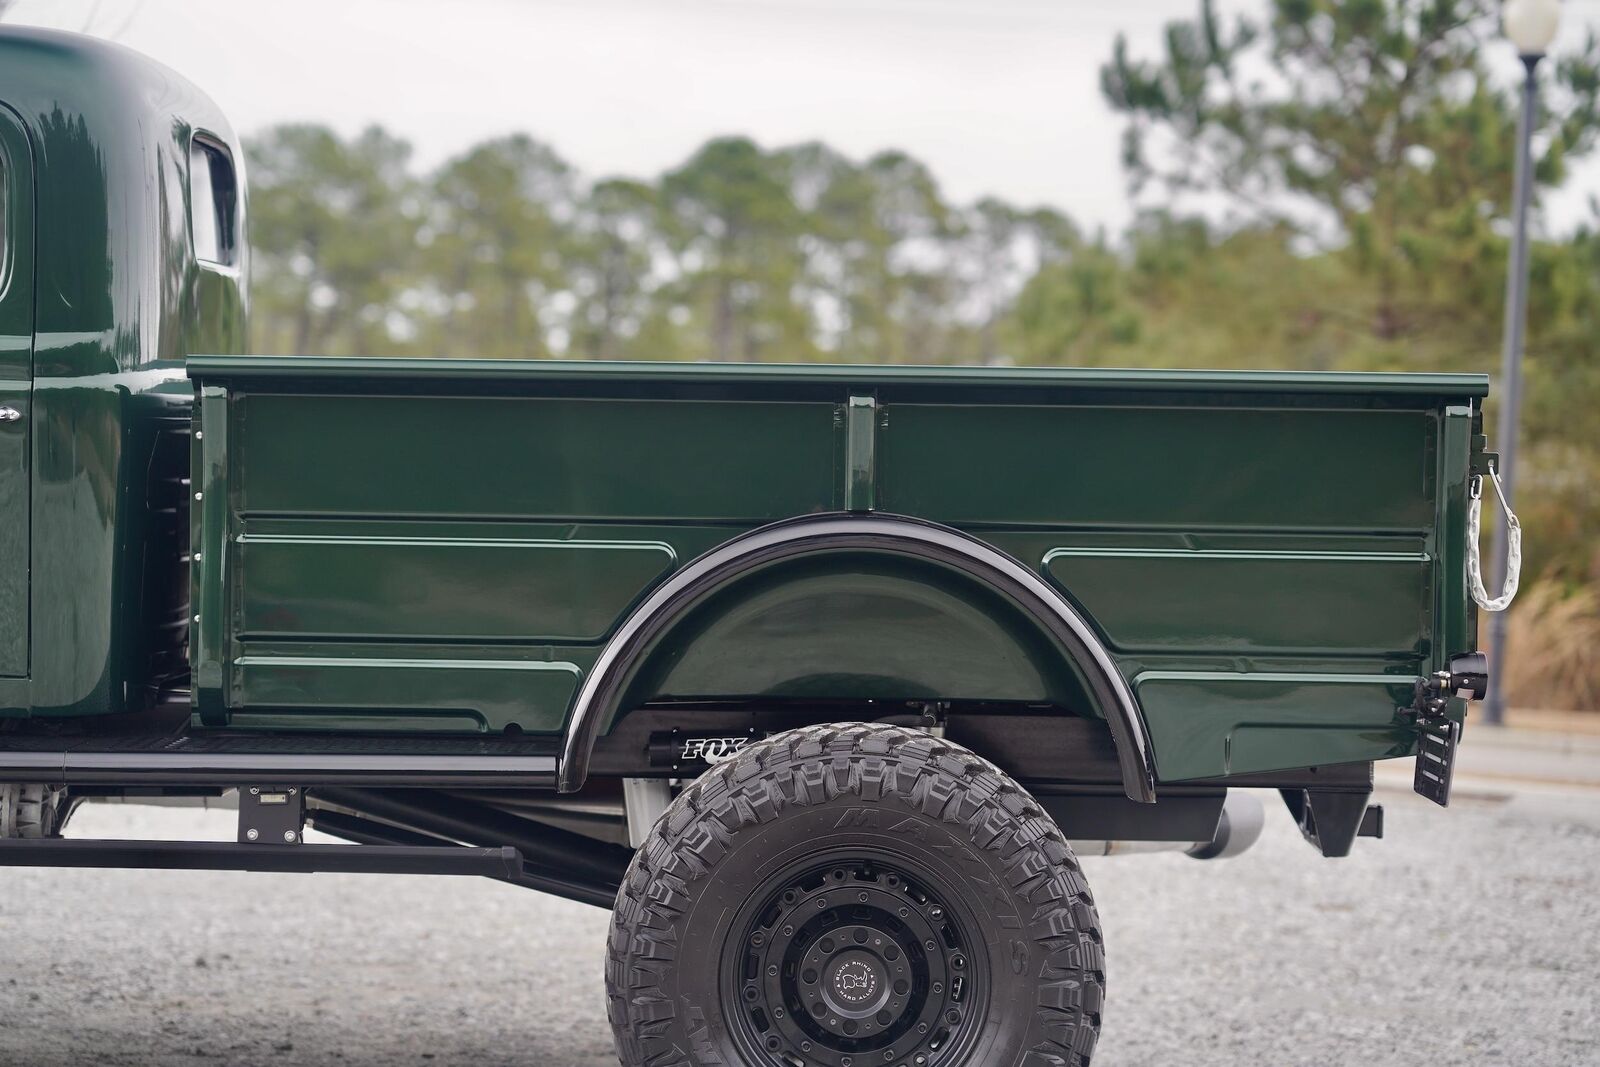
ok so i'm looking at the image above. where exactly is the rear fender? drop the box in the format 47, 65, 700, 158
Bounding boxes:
558, 514, 1155, 802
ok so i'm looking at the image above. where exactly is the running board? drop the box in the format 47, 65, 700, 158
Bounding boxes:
0, 838, 524, 878
0, 731, 558, 788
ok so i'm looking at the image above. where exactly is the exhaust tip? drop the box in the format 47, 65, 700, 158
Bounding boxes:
1186, 791, 1265, 861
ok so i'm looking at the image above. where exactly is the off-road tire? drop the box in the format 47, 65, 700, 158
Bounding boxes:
606, 723, 1105, 1067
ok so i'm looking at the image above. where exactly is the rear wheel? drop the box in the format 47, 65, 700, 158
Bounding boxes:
606, 723, 1104, 1067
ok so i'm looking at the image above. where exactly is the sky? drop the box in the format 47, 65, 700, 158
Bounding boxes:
7, 0, 1600, 235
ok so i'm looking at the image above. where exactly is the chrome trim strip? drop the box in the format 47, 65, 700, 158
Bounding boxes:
237, 533, 676, 561
1044, 548, 1429, 564
235, 656, 581, 675
1135, 670, 1420, 687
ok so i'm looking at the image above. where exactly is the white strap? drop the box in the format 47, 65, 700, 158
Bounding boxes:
1466, 465, 1521, 613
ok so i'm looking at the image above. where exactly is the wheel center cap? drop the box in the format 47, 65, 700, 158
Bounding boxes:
822, 950, 888, 1018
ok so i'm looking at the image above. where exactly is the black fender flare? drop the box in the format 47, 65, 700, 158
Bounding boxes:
558, 513, 1156, 803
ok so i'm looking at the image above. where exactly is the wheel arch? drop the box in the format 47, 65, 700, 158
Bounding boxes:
558, 514, 1156, 802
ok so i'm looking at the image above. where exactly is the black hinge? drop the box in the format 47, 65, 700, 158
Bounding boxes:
1471, 441, 1499, 478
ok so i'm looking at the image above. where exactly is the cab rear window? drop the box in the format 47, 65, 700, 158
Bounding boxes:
190, 137, 238, 266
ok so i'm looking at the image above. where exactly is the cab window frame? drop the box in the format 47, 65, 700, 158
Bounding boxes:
188, 133, 239, 268
0, 136, 11, 301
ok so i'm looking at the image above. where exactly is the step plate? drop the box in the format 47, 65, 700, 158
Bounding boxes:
1413, 719, 1460, 807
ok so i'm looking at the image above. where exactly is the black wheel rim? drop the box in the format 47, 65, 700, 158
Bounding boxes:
719, 853, 990, 1067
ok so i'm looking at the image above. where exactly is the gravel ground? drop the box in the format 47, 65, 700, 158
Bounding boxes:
1, 781, 1597, 1067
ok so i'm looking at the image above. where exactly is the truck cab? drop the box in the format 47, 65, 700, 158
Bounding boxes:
0, 27, 245, 721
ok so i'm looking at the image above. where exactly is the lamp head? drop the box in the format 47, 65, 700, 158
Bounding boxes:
1504, 0, 1562, 58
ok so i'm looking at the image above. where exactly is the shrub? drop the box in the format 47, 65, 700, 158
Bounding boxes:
1503, 579, 1600, 712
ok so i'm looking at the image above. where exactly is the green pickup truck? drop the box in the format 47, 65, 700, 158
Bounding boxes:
0, 27, 1508, 1067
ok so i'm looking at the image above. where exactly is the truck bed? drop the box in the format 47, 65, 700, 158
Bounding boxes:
185, 356, 1487, 785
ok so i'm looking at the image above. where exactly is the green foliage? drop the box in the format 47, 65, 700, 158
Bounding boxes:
242, 0, 1600, 582
1101, 0, 1600, 338
248, 124, 419, 356
1097, 0, 1600, 583
565, 178, 661, 359
660, 137, 812, 361
420, 135, 574, 358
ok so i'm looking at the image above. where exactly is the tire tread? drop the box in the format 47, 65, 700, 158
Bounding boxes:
606, 724, 1104, 1067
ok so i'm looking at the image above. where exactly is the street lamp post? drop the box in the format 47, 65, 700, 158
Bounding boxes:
1484, 0, 1562, 727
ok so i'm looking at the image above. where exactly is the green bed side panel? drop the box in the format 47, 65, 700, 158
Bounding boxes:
1135, 671, 1419, 781
234, 393, 839, 522
879, 404, 1433, 529
231, 654, 581, 734
237, 528, 675, 643
1044, 549, 1430, 656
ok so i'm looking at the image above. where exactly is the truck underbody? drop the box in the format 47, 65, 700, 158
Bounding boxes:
0, 698, 1385, 904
